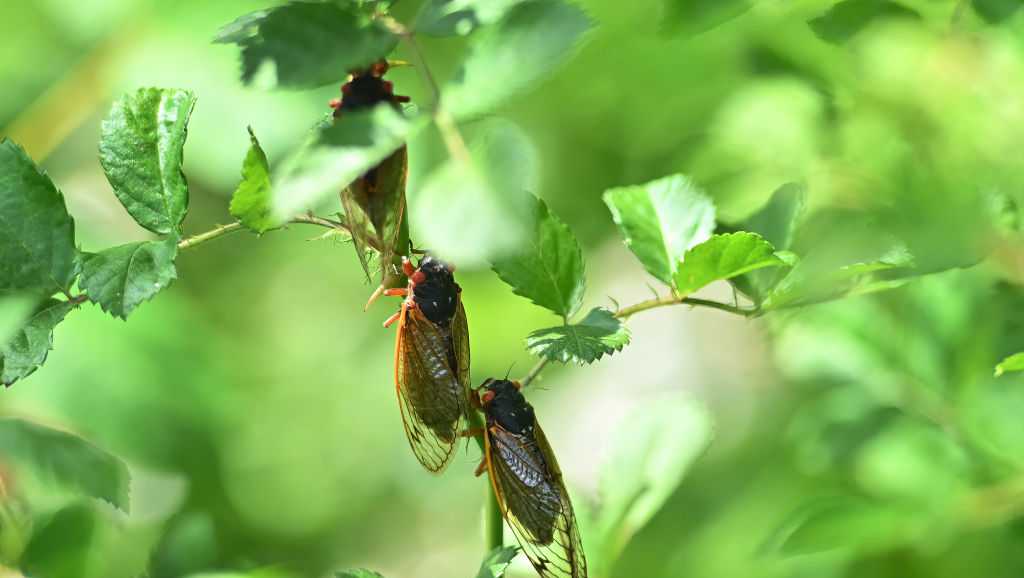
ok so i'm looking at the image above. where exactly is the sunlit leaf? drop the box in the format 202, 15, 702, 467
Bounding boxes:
99, 88, 196, 235
1, 298, 75, 386
674, 232, 784, 294
0, 139, 78, 297
0, 294, 37, 346
0, 418, 130, 510
272, 106, 415, 223
413, 119, 536, 267
80, 238, 178, 319
491, 197, 585, 319
526, 308, 629, 365
604, 174, 716, 287
475, 545, 519, 578
214, 2, 397, 89
727, 183, 805, 303
808, 0, 920, 44
230, 127, 276, 233
443, 0, 593, 119
995, 352, 1024, 377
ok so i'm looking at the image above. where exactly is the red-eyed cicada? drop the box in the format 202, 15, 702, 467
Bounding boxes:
474, 378, 587, 578
382, 256, 470, 472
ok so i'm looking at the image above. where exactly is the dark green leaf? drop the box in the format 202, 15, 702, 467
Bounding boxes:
214, 2, 397, 89
335, 571, 385, 578
492, 197, 585, 319
272, 106, 415, 222
80, 238, 178, 319
412, 119, 536, 267
230, 127, 277, 233
526, 308, 629, 364
98, 88, 196, 235
995, 352, 1024, 377
808, 0, 920, 44
475, 545, 519, 578
416, 0, 527, 36
973, 0, 1022, 24
0, 418, 130, 510
1, 299, 75, 386
443, 0, 593, 119
604, 174, 716, 287
0, 139, 78, 297
674, 232, 784, 294
661, 0, 752, 36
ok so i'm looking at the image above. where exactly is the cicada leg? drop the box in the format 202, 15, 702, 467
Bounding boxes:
474, 459, 487, 478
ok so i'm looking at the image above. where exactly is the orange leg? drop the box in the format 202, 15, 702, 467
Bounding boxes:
383, 288, 407, 297
459, 428, 485, 438
401, 256, 416, 277
474, 459, 487, 477
382, 311, 402, 328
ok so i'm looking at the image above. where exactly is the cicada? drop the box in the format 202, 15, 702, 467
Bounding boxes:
382, 255, 470, 472
330, 60, 412, 294
474, 378, 587, 578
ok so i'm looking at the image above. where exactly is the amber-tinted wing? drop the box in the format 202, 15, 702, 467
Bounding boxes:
485, 424, 587, 578
452, 297, 471, 393
395, 304, 465, 472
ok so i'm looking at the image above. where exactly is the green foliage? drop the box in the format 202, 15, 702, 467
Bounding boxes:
674, 232, 784, 295
475, 545, 519, 578
443, 0, 593, 119
995, 352, 1024, 377
1, 298, 74, 386
272, 106, 414, 222
0, 140, 77, 298
0, 294, 37, 345
0, 418, 130, 511
416, 0, 527, 36
973, 0, 1022, 23
661, 0, 752, 36
214, 2, 397, 89
526, 308, 630, 365
727, 183, 805, 304
335, 571, 385, 578
98, 88, 196, 235
604, 175, 716, 287
767, 496, 925, 555
808, 0, 921, 44
230, 127, 276, 233
491, 196, 584, 319
80, 238, 179, 319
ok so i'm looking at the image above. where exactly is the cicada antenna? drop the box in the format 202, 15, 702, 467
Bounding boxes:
504, 363, 516, 380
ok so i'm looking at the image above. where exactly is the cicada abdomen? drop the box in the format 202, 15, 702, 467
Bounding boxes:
383, 256, 470, 472
476, 379, 587, 578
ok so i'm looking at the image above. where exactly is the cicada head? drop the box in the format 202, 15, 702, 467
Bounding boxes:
479, 378, 533, 435
409, 255, 460, 325
330, 59, 410, 118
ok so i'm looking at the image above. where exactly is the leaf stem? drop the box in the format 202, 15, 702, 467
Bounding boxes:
175, 215, 362, 251
467, 403, 504, 552
519, 293, 759, 387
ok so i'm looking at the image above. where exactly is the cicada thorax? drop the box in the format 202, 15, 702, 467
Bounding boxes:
479, 378, 588, 578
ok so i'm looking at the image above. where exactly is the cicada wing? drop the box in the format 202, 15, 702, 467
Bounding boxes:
485, 425, 587, 578
395, 305, 464, 473
452, 298, 471, 394
340, 184, 374, 281
366, 146, 408, 269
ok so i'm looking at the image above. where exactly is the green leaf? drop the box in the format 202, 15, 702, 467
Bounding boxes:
272, 106, 414, 222
762, 257, 911, 311
491, 197, 585, 319
416, 0, 528, 36
674, 232, 784, 294
0, 139, 78, 297
0, 418, 130, 510
593, 395, 712, 573
411, 119, 536, 267
214, 2, 397, 89
661, 0, 752, 36
973, 0, 1022, 24
727, 183, 805, 304
808, 0, 921, 44
335, 571, 384, 578
0, 294, 37, 346
604, 174, 716, 287
475, 545, 520, 578
443, 0, 593, 119
80, 238, 178, 319
98, 88, 196, 235
526, 308, 629, 365
995, 352, 1024, 377
1, 298, 75, 386
230, 127, 276, 233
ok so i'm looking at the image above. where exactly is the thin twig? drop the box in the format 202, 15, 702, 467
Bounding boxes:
175, 215, 363, 251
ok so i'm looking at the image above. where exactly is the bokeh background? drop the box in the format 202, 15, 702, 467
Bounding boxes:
3, 0, 1024, 577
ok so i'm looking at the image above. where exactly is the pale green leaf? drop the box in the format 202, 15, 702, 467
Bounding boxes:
727, 183, 805, 304
214, 2, 397, 89
491, 197, 584, 319
526, 308, 629, 365
475, 545, 519, 578
662, 0, 753, 36
674, 232, 784, 294
230, 127, 276, 233
0, 294, 37, 346
604, 174, 716, 286
99, 88, 196, 235
80, 238, 178, 319
995, 352, 1024, 377
1, 298, 75, 386
443, 0, 593, 119
417, 0, 529, 36
767, 496, 928, 556
0, 418, 130, 511
272, 106, 415, 222
0, 139, 78, 297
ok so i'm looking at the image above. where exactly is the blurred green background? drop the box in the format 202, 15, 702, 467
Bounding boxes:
2, 0, 1024, 577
